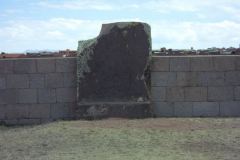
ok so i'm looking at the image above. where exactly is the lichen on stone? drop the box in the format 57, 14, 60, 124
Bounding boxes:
77, 38, 97, 83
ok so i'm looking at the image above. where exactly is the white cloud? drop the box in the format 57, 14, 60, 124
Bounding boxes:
219, 6, 240, 19
0, 18, 141, 52
37, 0, 114, 11
1, 18, 240, 52
151, 20, 240, 49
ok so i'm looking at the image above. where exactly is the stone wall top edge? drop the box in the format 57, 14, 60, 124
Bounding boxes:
0, 57, 77, 61
152, 55, 240, 58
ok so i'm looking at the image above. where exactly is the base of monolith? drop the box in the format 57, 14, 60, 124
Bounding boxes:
76, 102, 151, 119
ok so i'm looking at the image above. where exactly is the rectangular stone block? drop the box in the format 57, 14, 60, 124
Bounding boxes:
190, 56, 214, 71
0, 89, 18, 104
220, 101, 240, 117
56, 58, 76, 73
0, 105, 5, 119
193, 102, 219, 117
174, 102, 193, 117
185, 87, 207, 101
56, 88, 76, 103
151, 72, 176, 87
0, 75, 6, 89
45, 73, 64, 88
13, 59, 37, 73
151, 57, 169, 71
51, 103, 74, 119
152, 102, 174, 117
3, 119, 18, 126
176, 72, 199, 86
6, 74, 29, 89
213, 56, 235, 71
37, 58, 56, 73
18, 89, 37, 103
0, 60, 13, 73
235, 86, 240, 100
29, 74, 45, 88
63, 73, 77, 87
225, 71, 240, 86
29, 104, 51, 119
5, 104, 29, 119
5, 119, 41, 126
208, 87, 234, 101
236, 56, 240, 70
151, 87, 166, 101
170, 57, 190, 71
166, 87, 184, 102
38, 89, 56, 103
18, 119, 41, 125
198, 72, 225, 86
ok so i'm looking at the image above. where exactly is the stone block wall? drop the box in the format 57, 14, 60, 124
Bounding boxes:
151, 55, 240, 117
1, 55, 240, 125
0, 58, 77, 125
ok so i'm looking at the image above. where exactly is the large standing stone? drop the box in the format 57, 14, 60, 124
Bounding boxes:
76, 22, 151, 119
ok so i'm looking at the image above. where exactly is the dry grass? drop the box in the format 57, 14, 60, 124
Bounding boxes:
0, 118, 240, 160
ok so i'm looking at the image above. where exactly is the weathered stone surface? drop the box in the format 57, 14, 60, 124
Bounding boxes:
198, 72, 225, 86
38, 89, 56, 103
208, 87, 234, 101
174, 102, 193, 117
29, 74, 45, 88
56, 88, 76, 103
236, 56, 240, 70
77, 22, 151, 118
0, 89, 18, 104
166, 87, 184, 102
29, 104, 51, 119
51, 103, 73, 119
220, 101, 240, 117
0, 60, 13, 73
190, 57, 214, 71
14, 59, 37, 73
151, 57, 169, 71
56, 58, 76, 73
235, 86, 240, 100
151, 87, 166, 101
37, 58, 56, 73
18, 89, 37, 104
0, 105, 5, 119
193, 102, 219, 117
184, 87, 207, 102
63, 73, 77, 87
176, 72, 199, 86
0, 75, 6, 89
6, 74, 29, 89
152, 102, 174, 117
225, 71, 240, 86
151, 72, 176, 87
45, 73, 64, 88
170, 57, 190, 71
213, 56, 235, 71
5, 104, 29, 119
76, 103, 150, 119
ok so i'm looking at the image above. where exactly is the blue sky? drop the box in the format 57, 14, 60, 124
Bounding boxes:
1, 0, 240, 52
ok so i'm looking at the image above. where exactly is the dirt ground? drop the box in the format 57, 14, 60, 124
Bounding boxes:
0, 118, 240, 160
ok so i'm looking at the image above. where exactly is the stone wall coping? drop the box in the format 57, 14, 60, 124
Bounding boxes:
0, 57, 76, 61
152, 55, 240, 58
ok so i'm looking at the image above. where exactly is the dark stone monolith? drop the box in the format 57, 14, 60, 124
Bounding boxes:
76, 22, 152, 119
